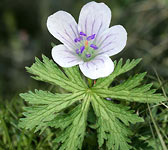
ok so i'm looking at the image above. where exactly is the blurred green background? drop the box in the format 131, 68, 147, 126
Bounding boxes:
0, 0, 168, 149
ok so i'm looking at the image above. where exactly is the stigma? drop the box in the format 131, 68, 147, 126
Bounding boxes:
85, 40, 88, 47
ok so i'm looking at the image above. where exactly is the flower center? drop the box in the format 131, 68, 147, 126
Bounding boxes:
74, 32, 98, 62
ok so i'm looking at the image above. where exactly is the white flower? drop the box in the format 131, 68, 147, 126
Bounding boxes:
47, 1, 127, 79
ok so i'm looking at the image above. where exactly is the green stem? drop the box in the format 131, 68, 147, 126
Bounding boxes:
0, 116, 13, 149
147, 104, 168, 150
88, 78, 93, 87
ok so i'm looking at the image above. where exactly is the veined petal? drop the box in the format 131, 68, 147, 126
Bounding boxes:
79, 55, 114, 79
96, 25, 127, 56
52, 44, 83, 67
78, 2, 111, 37
47, 11, 79, 51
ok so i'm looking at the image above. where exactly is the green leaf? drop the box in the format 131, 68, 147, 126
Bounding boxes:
19, 90, 85, 132
91, 93, 143, 150
94, 58, 142, 88
63, 66, 88, 88
92, 72, 165, 103
109, 72, 147, 91
93, 88, 164, 103
50, 94, 91, 150
26, 55, 87, 92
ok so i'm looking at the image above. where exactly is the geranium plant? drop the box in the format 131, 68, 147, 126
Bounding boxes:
19, 2, 165, 150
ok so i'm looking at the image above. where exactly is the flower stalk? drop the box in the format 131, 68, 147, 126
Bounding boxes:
88, 78, 93, 87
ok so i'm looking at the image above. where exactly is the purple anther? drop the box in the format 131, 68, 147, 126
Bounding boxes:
80, 32, 87, 36
79, 36, 83, 40
87, 34, 96, 41
90, 44, 98, 50
86, 54, 91, 58
74, 38, 79, 43
74, 37, 81, 43
106, 98, 112, 101
80, 46, 85, 53
76, 49, 80, 54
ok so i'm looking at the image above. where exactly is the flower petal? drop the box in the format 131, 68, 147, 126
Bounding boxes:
52, 44, 83, 67
47, 11, 79, 50
79, 55, 114, 79
96, 25, 127, 56
78, 2, 111, 37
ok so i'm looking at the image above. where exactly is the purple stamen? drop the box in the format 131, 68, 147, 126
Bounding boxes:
90, 44, 98, 50
106, 98, 112, 101
76, 49, 80, 54
74, 36, 83, 43
86, 54, 91, 58
80, 32, 87, 36
74, 38, 80, 43
80, 46, 85, 53
87, 34, 96, 41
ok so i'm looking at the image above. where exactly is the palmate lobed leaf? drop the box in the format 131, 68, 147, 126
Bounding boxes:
91, 93, 144, 150
94, 58, 142, 88
19, 55, 165, 150
92, 86, 165, 103
51, 94, 91, 150
26, 55, 87, 92
19, 90, 86, 132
